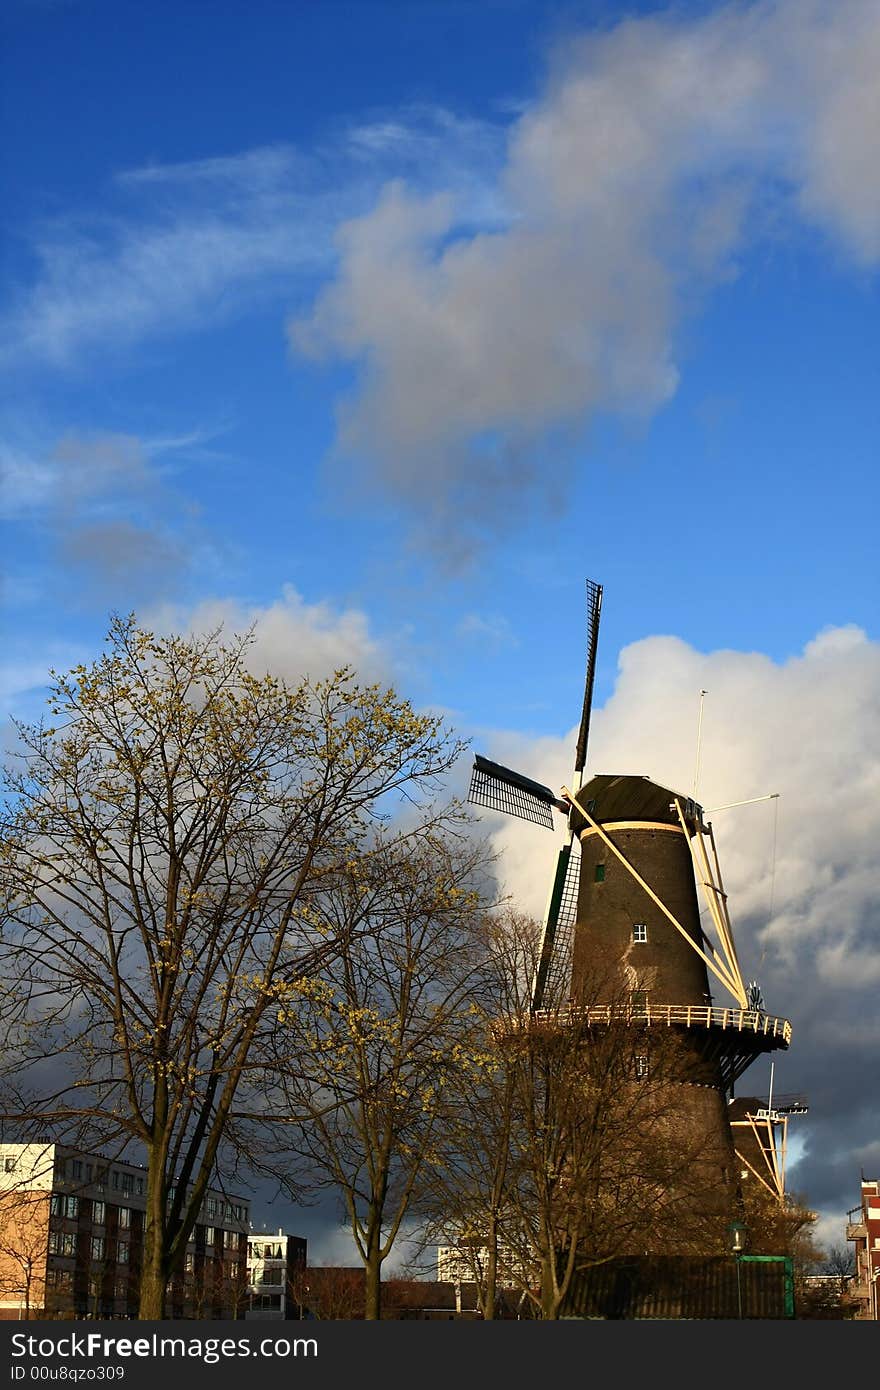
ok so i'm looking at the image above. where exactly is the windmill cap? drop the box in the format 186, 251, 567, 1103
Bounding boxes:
569, 774, 705, 830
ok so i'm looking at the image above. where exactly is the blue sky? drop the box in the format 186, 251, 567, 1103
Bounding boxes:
2, 0, 879, 1264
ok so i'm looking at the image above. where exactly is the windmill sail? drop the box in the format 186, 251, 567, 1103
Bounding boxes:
531, 836, 581, 1012
532, 579, 604, 1012
574, 578, 603, 781
467, 755, 567, 829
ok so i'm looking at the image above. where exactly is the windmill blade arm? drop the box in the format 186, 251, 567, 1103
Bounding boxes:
467, 755, 568, 829
574, 579, 603, 776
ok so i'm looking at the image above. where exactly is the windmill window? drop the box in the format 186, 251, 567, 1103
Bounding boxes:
630, 990, 648, 1014
594, 864, 606, 882
634, 1055, 649, 1079
632, 923, 648, 943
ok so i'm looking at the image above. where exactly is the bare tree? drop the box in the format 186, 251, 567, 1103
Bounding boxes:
288, 1263, 365, 1320
422, 911, 734, 1320
0, 616, 466, 1317
415, 910, 535, 1320
822, 1244, 855, 1279
257, 827, 495, 1320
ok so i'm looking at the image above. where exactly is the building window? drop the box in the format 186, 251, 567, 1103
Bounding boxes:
92, 1200, 105, 1225
184, 1253, 195, 1274
50, 1194, 79, 1219
117, 1241, 129, 1264
72, 1160, 83, 1179
120, 1172, 134, 1195
49, 1231, 77, 1256
112, 1171, 120, 1190
634, 1055, 649, 1079
118, 1206, 131, 1229
632, 923, 647, 943
85, 1163, 93, 1182
114, 1277, 128, 1298
91, 1237, 105, 1261
136, 1177, 144, 1195
594, 864, 605, 882
47, 1269, 73, 1292
205, 1227, 215, 1246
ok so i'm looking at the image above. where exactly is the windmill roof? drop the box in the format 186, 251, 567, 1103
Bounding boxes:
569, 774, 704, 829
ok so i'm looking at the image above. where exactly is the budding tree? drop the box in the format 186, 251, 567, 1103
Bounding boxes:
0, 615, 466, 1318
253, 826, 496, 1320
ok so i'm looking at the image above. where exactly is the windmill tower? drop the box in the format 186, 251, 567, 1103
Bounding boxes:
468, 580, 794, 1252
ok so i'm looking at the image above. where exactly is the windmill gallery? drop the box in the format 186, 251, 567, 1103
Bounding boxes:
463, 581, 807, 1318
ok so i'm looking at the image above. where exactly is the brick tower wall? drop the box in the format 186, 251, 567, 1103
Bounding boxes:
571, 818, 740, 1253
572, 824, 713, 1007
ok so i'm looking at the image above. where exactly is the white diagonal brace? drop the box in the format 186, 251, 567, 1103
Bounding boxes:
675, 801, 747, 1007
706, 820, 745, 989
733, 1138, 782, 1201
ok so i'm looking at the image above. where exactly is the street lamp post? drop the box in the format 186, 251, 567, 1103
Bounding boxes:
729, 1221, 747, 1319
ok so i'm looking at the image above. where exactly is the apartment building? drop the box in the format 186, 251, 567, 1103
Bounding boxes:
245, 1228, 307, 1319
436, 1238, 526, 1288
846, 1176, 880, 1320
0, 1143, 249, 1320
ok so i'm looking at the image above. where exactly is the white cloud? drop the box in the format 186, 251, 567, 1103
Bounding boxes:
1, 111, 504, 372
145, 584, 391, 689
291, 0, 880, 552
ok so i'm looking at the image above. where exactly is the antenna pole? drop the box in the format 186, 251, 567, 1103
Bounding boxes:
693, 689, 708, 799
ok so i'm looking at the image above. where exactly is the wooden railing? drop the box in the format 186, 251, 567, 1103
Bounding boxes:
529, 1003, 792, 1044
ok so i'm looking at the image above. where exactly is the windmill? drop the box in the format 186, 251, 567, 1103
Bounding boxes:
467, 579, 795, 1215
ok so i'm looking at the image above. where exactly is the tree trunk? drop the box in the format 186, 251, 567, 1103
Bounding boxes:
363, 1217, 383, 1320
540, 1254, 561, 1320
138, 1234, 168, 1319
138, 1166, 168, 1319
484, 1242, 497, 1321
